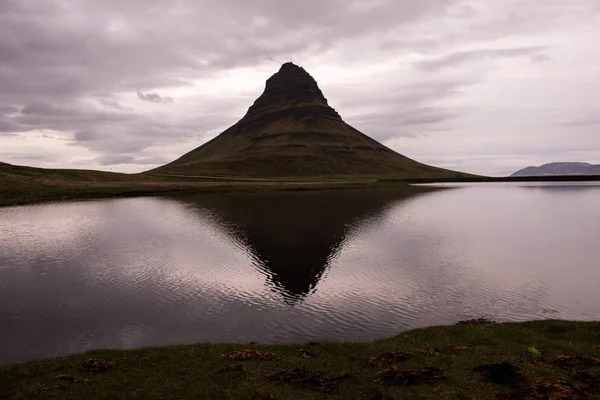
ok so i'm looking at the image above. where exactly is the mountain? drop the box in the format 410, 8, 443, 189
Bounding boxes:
151, 62, 469, 178
511, 162, 600, 177
0, 162, 10, 166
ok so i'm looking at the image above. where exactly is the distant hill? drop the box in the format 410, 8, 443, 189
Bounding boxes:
511, 162, 600, 177
0, 162, 10, 166
151, 62, 471, 179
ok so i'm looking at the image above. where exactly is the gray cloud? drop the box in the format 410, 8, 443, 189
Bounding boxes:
531, 54, 552, 64
335, 79, 478, 110
13, 103, 138, 132
137, 92, 174, 103
96, 154, 172, 166
4, 0, 464, 167
21, 103, 73, 116
0, 0, 599, 174
414, 47, 547, 71
559, 117, 600, 126
0, 105, 19, 114
74, 130, 101, 142
97, 97, 135, 111
1, 154, 49, 162
0, 118, 30, 133
332, 78, 476, 140
349, 108, 459, 140
0, 0, 459, 104
66, 120, 217, 163
95, 155, 137, 166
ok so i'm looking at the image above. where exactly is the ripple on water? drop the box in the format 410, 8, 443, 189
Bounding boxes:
1, 186, 600, 365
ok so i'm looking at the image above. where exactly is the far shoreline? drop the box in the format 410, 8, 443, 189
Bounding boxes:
384, 175, 600, 183
2, 163, 599, 208
0, 180, 413, 208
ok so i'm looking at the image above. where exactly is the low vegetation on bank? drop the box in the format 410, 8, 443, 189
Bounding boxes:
0, 164, 385, 207
1, 320, 599, 399
2, 163, 598, 207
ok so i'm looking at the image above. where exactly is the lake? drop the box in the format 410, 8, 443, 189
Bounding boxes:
1, 183, 599, 365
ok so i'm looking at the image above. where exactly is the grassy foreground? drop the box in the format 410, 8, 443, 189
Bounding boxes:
1, 320, 599, 399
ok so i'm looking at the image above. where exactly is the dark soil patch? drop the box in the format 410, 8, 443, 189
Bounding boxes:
56, 375, 88, 384
496, 379, 588, 400
377, 352, 411, 364
474, 360, 593, 399
523, 359, 550, 368
361, 352, 411, 367
545, 325, 573, 335
415, 348, 441, 356
363, 357, 379, 367
225, 349, 279, 361
374, 366, 443, 386
296, 349, 319, 358
456, 317, 497, 326
214, 364, 247, 374
472, 362, 524, 385
248, 393, 274, 400
553, 355, 600, 369
444, 344, 471, 352
573, 370, 600, 387
80, 358, 114, 374
267, 367, 350, 393
415, 345, 471, 356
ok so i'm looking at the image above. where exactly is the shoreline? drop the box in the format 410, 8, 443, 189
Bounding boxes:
0, 180, 404, 208
3, 163, 599, 208
1, 319, 599, 399
3, 175, 600, 208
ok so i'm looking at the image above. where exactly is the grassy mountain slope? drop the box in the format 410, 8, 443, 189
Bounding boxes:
151, 63, 471, 179
0, 163, 400, 207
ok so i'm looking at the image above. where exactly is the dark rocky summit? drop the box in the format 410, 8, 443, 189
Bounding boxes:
151, 62, 465, 178
245, 62, 340, 121
511, 162, 600, 177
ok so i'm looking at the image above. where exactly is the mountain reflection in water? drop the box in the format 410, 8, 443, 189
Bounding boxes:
0, 187, 433, 365
181, 187, 431, 302
2, 183, 599, 366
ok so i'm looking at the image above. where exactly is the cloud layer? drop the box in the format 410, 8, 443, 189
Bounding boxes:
1, 0, 599, 175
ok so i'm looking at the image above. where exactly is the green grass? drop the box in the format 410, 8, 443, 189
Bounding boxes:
1, 164, 396, 207
149, 104, 477, 180
1, 320, 599, 399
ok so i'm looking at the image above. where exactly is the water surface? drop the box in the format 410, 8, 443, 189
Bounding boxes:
1, 183, 599, 365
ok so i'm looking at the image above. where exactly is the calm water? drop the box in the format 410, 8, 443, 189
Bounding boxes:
1, 183, 599, 365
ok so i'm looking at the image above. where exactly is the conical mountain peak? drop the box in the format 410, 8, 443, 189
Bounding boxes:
277, 61, 310, 76
244, 62, 339, 120
152, 63, 465, 179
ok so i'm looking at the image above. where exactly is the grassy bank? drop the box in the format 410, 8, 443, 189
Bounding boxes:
0, 164, 387, 207
2, 162, 598, 208
1, 320, 599, 399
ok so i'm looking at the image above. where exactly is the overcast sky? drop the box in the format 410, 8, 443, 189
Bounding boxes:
1, 0, 599, 176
